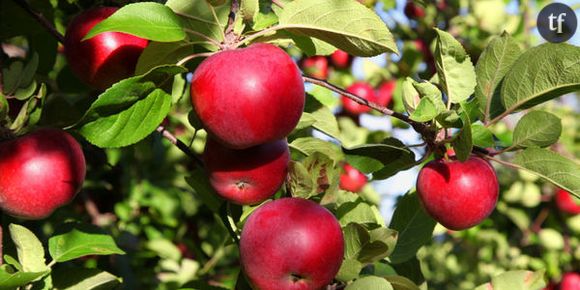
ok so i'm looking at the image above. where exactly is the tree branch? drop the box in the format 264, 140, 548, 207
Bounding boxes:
156, 126, 203, 167
11, 0, 65, 44
222, 0, 240, 49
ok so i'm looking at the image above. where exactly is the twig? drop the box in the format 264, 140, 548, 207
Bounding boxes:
156, 126, 203, 167
222, 0, 240, 48
176, 52, 216, 66
184, 29, 223, 48
521, 207, 549, 245
81, 192, 116, 226
11, 0, 65, 44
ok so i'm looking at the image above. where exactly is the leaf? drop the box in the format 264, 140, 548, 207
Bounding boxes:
433, 28, 476, 104
0, 265, 48, 290
278, 0, 398, 56
388, 193, 436, 264
77, 66, 185, 148
475, 270, 546, 290
475, 32, 522, 119
512, 110, 562, 148
303, 93, 341, 141
345, 276, 393, 290
240, 0, 259, 22
337, 201, 381, 226
166, 0, 231, 50
336, 258, 364, 282
344, 138, 415, 175
471, 123, 494, 148
390, 258, 426, 286
288, 152, 339, 199
384, 275, 421, 290
410, 98, 439, 122
185, 168, 224, 214
402, 78, 420, 114
500, 43, 580, 116
84, 3, 185, 42
451, 103, 472, 162
135, 41, 196, 75
51, 268, 121, 290
290, 137, 344, 162
512, 148, 580, 198
9, 224, 47, 273
48, 223, 125, 263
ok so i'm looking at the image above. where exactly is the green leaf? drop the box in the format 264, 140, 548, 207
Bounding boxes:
51, 268, 121, 290
390, 258, 426, 286
147, 239, 182, 260
278, 0, 398, 56
345, 276, 393, 290
475, 270, 546, 290
389, 193, 436, 264
475, 32, 522, 119
167, 0, 231, 50
512, 148, 580, 198
290, 137, 344, 162
344, 138, 415, 175
303, 93, 341, 141
48, 223, 125, 263
288, 152, 339, 199
452, 103, 472, 162
384, 275, 421, 290
0, 265, 48, 290
409, 98, 439, 122
9, 224, 47, 273
77, 65, 185, 148
402, 78, 420, 114
240, 0, 259, 22
500, 43, 580, 116
433, 28, 476, 104
336, 258, 364, 282
135, 41, 196, 75
471, 123, 494, 148
337, 201, 381, 226
0, 94, 7, 121
84, 3, 185, 42
512, 110, 562, 149
185, 168, 224, 214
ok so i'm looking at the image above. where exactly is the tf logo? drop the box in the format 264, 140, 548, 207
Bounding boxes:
537, 2, 578, 43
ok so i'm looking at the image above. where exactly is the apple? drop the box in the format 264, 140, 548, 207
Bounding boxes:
404, 1, 426, 19
0, 128, 86, 219
302, 56, 329, 79
561, 272, 580, 290
64, 7, 149, 90
416, 155, 499, 230
240, 198, 344, 290
191, 43, 305, 149
376, 80, 396, 107
203, 137, 290, 205
341, 81, 377, 115
555, 188, 580, 215
330, 50, 351, 69
339, 163, 367, 193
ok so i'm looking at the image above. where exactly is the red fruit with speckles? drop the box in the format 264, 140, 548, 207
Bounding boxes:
240, 198, 344, 290
330, 50, 351, 69
191, 43, 305, 149
555, 188, 580, 215
64, 7, 148, 90
203, 138, 289, 205
404, 1, 426, 19
339, 164, 368, 193
302, 56, 329, 79
0, 129, 86, 219
417, 156, 499, 230
376, 80, 396, 107
341, 81, 377, 115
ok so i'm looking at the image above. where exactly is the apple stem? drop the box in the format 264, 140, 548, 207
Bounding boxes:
11, 0, 65, 44
222, 0, 241, 49
156, 126, 203, 167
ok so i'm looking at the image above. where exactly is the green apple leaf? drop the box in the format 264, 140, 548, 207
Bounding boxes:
135, 41, 197, 75
512, 148, 580, 198
433, 28, 476, 104
0, 265, 49, 290
512, 110, 562, 149
290, 137, 344, 162
475, 32, 522, 120
240, 0, 259, 22
336, 258, 364, 282
471, 123, 494, 148
77, 65, 185, 148
337, 201, 381, 226
302, 93, 341, 141
475, 270, 546, 290
389, 193, 436, 264
452, 102, 473, 162
185, 168, 224, 214
384, 275, 421, 290
342, 223, 396, 265
9, 224, 47, 273
51, 268, 121, 290
84, 2, 185, 42
277, 0, 398, 56
288, 152, 339, 199
346, 276, 393, 290
391, 257, 426, 286
499, 43, 580, 117
344, 138, 415, 175
402, 77, 420, 114
0, 94, 7, 121
48, 223, 125, 263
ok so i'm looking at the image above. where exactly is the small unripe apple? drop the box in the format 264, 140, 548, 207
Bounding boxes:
404, 1, 426, 19
417, 156, 499, 230
560, 272, 580, 290
0, 128, 86, 219
203, 138, 290, 205
330, 50, 351, 69
555, 188, 580, 215
341, 81, 377, 115
240, 198, 344, 290
339, 163, 367, 193
376, 80, 396, 107
191, 43, 305, 149
64, 7, 149, 90
302, 56, 329, 79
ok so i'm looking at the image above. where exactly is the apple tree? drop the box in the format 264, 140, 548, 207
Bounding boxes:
0, 0, 578, 289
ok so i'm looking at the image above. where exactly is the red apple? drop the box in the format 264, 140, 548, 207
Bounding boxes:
555, 188, 580, 215
341, 81, 377, 115
302, 56, 329, 79
330, 50, 351, 69
64, 7, 149, 90
191, 43, 305, 149
0, 128, 86, 219
240, 198, 344, 290
416, 156, 499, 230
404, 1, 426, 19
561, 272, 580, 290
376, 80, 396, 107
203, 137, 290, 205
339, 163, 367, 193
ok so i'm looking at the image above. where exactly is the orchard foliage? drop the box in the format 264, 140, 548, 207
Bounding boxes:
0, 0, 579, 289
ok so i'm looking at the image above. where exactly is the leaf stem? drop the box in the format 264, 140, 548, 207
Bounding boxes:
234, 25, 286, 48
11, 0, 65, 44
184, 29, 222, 48
156, 126, 203, 167
176, 52, 215, 66
272, 0, 285, 8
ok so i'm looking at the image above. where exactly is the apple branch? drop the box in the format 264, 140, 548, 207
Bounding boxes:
156, 126, 204, 167
11, 0, 65, 44
223, 0, 240, 49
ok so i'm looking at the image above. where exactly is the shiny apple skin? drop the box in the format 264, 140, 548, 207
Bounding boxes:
376, 80, 396, 107
416, 156, 499, 230
240, 198, 344, 290
330, 50, 351, 69
64, 7, 148, 90
203, 138, 290, 205
191, 43, 305, 149
339, 164, 368, 193
0, 129, 86, 219
341, 81, 377, 115
561, 272, 580, 290
302, 56, 329, 79
555, 188, 580, 215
